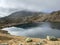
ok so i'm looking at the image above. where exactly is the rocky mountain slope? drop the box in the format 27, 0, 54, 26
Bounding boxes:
47, 10, 60, 22
0, 10, 60, 28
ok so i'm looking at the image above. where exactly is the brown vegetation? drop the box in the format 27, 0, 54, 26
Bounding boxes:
0, 30, 60, 45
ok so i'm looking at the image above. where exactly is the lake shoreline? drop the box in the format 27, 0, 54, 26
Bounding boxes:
0, 22, 60, 29
0, 21, 60, 45
0, 30, 60, 45
1, 22, 60, 38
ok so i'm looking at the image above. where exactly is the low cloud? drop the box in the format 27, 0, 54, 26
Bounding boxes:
0, 0, 60, 12
0, 0, 60, 17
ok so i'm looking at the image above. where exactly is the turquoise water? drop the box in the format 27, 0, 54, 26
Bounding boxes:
2, 22, 60, 38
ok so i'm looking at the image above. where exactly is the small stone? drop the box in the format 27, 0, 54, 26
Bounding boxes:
19, 44, 23, 45
37, 42, 42, 45
33, 42, 37, 45
33, 42, 43, 45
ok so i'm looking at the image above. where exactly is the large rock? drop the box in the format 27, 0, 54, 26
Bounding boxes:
46, 36, 58, 41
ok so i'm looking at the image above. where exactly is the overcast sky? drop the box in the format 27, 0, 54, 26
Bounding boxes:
0, 0, 60, 17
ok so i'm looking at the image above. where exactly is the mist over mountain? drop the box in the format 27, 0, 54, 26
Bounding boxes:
0, 7, 48, 17
7, 10, 46, 17
0, 0, 60, 17
1, 10, 46, 23
0, 7, 21, 17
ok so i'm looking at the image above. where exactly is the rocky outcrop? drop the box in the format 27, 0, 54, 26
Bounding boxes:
0, 30, 10, 34
47, 10, 60, 22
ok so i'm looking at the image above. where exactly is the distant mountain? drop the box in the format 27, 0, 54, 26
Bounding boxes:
51, 10, 60, 14
1, 10, 46, 23
47, 10, 60, 22
0, 10, 60, 28
7, 10, 47, 17
7, 10, 40, 17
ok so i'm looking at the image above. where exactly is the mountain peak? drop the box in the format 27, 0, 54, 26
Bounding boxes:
51, 10, 60, 15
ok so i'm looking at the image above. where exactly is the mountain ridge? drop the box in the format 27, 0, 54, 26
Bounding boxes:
0, 10, 60, 28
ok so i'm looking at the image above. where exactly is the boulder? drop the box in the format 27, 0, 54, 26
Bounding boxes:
47, 36, 58, 41
25, 38, 32, 42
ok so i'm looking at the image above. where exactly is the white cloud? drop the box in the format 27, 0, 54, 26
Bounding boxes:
0, 0, 60, 11
0, 0, 60, 17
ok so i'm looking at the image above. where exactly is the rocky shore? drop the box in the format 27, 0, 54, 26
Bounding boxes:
0, 30, 60, 45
